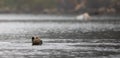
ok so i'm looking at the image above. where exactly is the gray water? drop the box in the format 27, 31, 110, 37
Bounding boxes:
0, 14, 120, 58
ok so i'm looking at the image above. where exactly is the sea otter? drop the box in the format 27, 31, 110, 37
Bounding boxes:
32, 36, 42, 45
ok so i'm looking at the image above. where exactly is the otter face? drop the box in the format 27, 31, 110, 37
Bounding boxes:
32, 36, 42, 45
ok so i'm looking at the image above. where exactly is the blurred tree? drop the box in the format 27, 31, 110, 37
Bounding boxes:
0, 0, 119, 14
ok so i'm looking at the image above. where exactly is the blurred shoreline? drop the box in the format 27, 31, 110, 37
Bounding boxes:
0, 0, 119, 15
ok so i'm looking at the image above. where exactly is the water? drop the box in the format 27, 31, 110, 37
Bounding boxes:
0, 14, 120, 58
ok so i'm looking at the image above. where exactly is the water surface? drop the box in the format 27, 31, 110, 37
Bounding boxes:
0, 14, 120, 58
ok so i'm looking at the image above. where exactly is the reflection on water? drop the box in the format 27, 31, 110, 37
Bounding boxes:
0, 15, 120, 58
0, 14, 74, 20
0, 22, 119, 39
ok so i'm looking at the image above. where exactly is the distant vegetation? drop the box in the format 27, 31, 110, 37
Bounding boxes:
0, 0, 119, 15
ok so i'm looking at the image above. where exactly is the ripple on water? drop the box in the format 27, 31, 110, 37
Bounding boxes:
0, 39, 119, 58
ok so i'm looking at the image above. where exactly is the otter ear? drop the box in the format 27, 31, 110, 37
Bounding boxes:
32, 37, 34, 41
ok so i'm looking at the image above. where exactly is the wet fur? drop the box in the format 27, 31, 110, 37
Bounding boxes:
32, 36, 42, 45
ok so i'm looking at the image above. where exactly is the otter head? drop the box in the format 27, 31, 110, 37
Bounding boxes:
32, 36, 42, 45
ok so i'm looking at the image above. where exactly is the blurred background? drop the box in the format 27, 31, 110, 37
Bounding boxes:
0, 0, 120, 58
0, 0, 119, 15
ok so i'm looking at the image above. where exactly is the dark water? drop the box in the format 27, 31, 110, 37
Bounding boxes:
0, 14, 120, 58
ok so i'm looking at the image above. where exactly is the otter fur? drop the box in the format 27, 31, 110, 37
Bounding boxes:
32, 36, 42, 45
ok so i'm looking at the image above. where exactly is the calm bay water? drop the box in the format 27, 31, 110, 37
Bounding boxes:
0, 14, 120, 58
